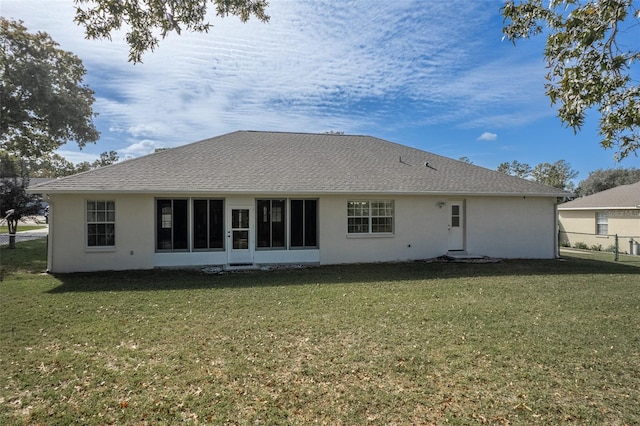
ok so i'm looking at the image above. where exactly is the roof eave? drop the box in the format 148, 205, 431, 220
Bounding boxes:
558, 206, 640, 211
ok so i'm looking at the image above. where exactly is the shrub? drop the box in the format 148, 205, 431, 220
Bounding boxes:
559, 240, 571, 247
590, 244, 603, 251
605, 245, 616, 253
574, 242, 588, 250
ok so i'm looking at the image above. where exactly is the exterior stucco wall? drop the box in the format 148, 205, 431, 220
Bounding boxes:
558, 209, 640, 252
48, 193, 155, 273
47, 193, 560, 273
465, 197, 557, 258
319, 195, 558, 264
319, 195, 449, 264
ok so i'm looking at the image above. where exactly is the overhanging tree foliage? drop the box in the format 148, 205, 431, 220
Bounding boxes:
1, 19, 100, 247
74, 0, 270, 63
0, 18, 100, 159
502, 0, 640, 160
25, 150, 120, 177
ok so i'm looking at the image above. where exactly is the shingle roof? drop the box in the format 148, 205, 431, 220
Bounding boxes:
558, 181, 640, 210
29, 131, 569, 197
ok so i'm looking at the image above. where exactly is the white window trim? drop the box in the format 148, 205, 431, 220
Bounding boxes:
347, 200, 394, 236
595, 211, 609, 236
85, 199, 116, 250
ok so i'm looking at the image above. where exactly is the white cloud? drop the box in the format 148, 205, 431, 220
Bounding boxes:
119, 139, 163, 158
55, 150, 100, 165
478, 132, 498, 141
3, 0, 550, 159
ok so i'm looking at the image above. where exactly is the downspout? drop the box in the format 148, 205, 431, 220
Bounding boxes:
45, 195, 54, 273
554, 198, 560, 258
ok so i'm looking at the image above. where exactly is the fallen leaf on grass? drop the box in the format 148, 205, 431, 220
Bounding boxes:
513, 402, 532, 411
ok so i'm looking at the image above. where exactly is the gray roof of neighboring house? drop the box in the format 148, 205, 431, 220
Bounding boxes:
29, 178, 56, 188
1, 177, 56, 187
558, 181, 640, 210
28, 131, 569, 197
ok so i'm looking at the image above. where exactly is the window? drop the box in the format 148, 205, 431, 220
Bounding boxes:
291, 199, 318, 248
257, 199, 286, 248
193, 199, 224, 250
156, 199, 188, 250
451, 204, 461, 227
87, 200, 115, 247
596, 212, 608, 236
347, 200, 393, 234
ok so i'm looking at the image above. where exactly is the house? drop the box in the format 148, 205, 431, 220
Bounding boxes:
29, 131, 569, 273
558, 181, 640, 253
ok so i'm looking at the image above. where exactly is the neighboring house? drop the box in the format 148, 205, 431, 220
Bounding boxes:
29, 131, 569, 273
558, 181, 640, 253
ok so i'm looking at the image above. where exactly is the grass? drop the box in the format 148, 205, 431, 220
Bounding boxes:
1, 240, 639, 425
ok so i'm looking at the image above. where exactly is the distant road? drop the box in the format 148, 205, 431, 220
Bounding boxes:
0, 227, 48, 246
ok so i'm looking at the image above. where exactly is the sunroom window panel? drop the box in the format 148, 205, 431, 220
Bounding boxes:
209, 200, 224, 249
304, 200, 318, 247
156, 199, 188, 251
193, 200, 208, 249
271, 200, 285, 247
173, 200, 189, 250
290, 200, 304, 247
257, 200, 271, 248
156, 200, 172, 250
257, 199, 286, 248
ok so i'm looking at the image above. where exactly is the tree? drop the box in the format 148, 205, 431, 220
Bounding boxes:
502, 1, 640, 160
530, 160, 578, 191
575, 167, 640, 196
0, 18, 99, 159
74, 151, 120, 174
458, 156, 474, 164
496, 160, 532, 178
497, 159, 578, 190
25, 153, 77, 178
0, 154, 41, 249
74, 0, 270, 63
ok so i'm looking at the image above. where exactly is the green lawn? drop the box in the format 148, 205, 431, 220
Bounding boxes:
1, 240, 639, 425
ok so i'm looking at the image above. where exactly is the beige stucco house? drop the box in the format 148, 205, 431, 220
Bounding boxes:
30, 131, 569, 273
558, 181, 640, 254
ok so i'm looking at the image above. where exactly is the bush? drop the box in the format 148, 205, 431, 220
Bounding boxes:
590, 244, 603, 251
559, 240, 571, 247
574, 242, 588, 249
605, 245, 616, 253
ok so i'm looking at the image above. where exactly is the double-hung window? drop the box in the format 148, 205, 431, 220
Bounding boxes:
596, 212, 608, 236
347, 200, 393, 234
86, 200, 115, 247
156, 199, 188, 250
257, 199, 286, 248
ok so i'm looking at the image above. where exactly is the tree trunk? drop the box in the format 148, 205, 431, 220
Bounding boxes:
7, 218, 18, 249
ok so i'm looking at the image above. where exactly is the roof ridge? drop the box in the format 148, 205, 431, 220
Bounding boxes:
241, 130, 370, 137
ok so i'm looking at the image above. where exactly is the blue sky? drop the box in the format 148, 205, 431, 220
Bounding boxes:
3, 0, 638, 183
